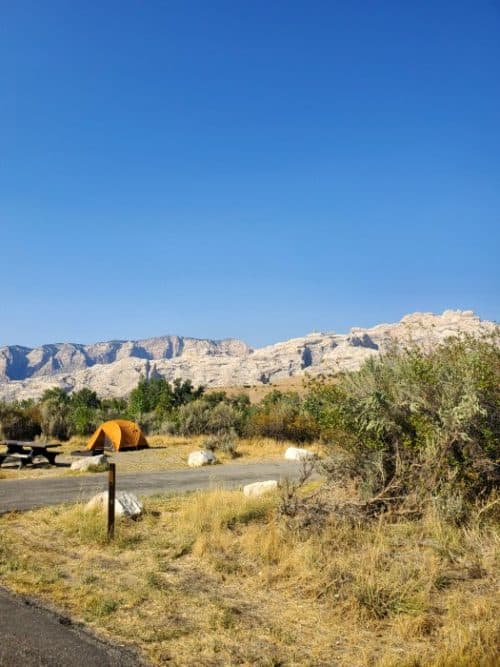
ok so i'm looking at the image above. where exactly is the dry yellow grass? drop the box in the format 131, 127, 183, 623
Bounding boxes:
1, 488, 498, 666
0, 435, 322, 480
213, 375, 309, 403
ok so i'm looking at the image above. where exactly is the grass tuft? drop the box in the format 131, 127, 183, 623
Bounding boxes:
0, 489, 498, 666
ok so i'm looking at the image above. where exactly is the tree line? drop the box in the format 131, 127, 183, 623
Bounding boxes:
0, 376, 319, 443
1, 334, 498, 518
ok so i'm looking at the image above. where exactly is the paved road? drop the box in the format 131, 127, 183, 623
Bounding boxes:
0, 462, 311, 664
0, 586, 145, 666
0, 461, 306, 513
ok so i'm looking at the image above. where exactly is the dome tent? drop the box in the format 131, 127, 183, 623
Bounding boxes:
86, 420, 149, 452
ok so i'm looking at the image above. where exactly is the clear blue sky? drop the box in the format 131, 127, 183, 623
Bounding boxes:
1, 1, 499, 348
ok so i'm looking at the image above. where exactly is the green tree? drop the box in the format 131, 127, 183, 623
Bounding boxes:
70, 388, 101, 409
128, 376, 204, 428
41, 387, 70, 405
128, 377, 151, 417
171, 378, 204, 406
69, 405, 98, 436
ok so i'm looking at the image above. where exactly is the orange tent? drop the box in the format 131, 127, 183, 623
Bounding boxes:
86, 419, 149, 452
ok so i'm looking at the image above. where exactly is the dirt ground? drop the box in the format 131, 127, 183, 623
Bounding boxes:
0, 435, 322, 480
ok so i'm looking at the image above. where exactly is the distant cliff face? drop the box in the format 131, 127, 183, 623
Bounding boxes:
0, 336, 252, 382
0, 310, 495, 401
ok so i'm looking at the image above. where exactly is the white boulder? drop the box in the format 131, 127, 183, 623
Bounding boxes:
71, 454, 109, 472
85, 491, 143, 518
284, 447, 315, 461
187, 450, 217, 467
243, 480, 279, 497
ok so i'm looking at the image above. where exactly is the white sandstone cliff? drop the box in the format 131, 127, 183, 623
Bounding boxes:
0, 310, 495, 401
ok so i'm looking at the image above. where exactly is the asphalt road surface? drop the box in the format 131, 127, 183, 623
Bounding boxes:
0, 460, 308, 514
0, 587, 145, 666
0, 461, 313, 665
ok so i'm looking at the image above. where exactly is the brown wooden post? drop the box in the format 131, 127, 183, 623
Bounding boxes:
107, 463, 116, 539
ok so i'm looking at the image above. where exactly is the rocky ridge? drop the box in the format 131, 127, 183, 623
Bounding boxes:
0, 310, 495, 401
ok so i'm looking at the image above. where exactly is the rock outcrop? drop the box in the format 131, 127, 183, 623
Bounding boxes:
0, 310, 495, 401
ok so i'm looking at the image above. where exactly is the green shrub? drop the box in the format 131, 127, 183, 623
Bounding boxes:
306, 333, 500, 518
0, 405, 42, 440
247, 390, 319, 442
177, 398, 247, 437
177, 399, 210, 435
204, 430, 239, 458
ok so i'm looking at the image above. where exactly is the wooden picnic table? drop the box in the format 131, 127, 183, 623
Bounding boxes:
0, 441, 61, 467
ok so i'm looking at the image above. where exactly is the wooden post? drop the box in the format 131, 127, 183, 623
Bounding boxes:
107, 463, 116, 539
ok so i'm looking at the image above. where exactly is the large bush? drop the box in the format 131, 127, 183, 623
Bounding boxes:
0, 404, 42, 441
177, 396, 247, 437
305, 334, 500, 518
247, 390, 319, 442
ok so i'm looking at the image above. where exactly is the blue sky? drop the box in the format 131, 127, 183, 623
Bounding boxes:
1, 1, 499, 348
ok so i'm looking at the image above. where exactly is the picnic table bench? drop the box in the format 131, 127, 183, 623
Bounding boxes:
0, 441, 61, 468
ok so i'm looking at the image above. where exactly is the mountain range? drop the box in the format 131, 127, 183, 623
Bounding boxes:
0, 310, 496, 401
